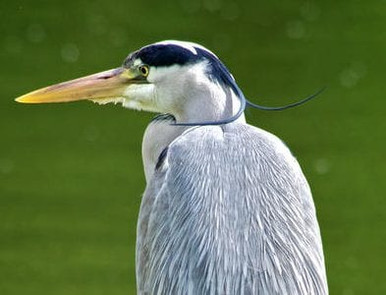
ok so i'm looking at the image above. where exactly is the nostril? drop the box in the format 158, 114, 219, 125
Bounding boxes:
97, 75, 112, 80
97, 68, 122, 80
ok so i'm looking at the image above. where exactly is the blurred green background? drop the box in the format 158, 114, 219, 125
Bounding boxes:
0, 0, 384, 294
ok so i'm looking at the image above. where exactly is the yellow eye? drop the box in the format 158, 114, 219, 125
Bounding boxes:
139, 65, 149, 77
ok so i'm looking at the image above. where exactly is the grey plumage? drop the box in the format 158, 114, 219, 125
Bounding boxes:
134, 41, 328, 294
16, 40, 328, 295
138, 119, 327, 294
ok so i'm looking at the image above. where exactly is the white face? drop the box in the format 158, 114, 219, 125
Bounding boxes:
122, 59, 212, 117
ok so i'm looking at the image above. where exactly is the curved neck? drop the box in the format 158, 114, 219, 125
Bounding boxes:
175, 82, 246, 125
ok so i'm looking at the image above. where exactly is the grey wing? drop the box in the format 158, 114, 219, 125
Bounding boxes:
136, 123, 328, 295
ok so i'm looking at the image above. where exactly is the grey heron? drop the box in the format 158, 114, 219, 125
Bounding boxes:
16, 40, 328, 294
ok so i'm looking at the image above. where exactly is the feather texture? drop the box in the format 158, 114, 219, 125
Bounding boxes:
137, 121, 328, 295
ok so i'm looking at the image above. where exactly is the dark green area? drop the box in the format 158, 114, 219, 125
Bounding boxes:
1, 0, 384, 294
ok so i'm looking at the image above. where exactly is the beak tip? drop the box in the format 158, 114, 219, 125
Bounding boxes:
15, 93, 44, 104
15, 95, 32, 103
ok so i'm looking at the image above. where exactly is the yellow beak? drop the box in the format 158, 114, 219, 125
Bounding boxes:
15, 67, 140, 104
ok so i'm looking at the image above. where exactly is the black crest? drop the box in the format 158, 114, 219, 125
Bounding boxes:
123, 42, 241, 97
127, 44, 197, 67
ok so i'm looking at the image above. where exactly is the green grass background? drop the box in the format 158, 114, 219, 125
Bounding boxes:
1, 0, 385, 294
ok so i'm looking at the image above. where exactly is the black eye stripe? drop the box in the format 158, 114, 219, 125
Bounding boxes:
122, 43, 240, 102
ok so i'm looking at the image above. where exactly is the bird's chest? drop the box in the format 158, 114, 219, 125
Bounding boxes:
137, 146, 264, 294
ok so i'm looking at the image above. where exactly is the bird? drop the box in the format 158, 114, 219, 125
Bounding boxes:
16, 40, 328, 295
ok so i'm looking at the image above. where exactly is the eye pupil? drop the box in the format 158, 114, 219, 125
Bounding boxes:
140, 65, 149, 76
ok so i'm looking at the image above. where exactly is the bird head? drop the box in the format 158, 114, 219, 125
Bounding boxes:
16, 40, 245, 125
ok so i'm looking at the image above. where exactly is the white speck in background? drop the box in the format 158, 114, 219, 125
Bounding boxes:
286, 20, 306, 40
339, 62, 367, 88
26, 24, 46, 43
61, 43, 80, 63
314, 158, 330, 175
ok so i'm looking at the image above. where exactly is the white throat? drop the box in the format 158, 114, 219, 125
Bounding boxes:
148, 61, 246, 125
180, 81, 245, 124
